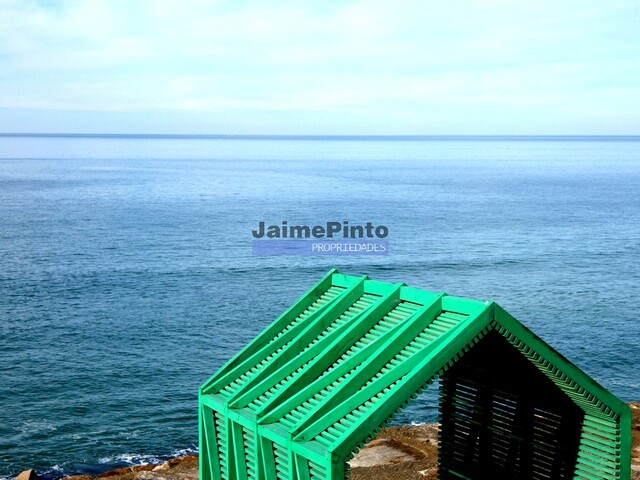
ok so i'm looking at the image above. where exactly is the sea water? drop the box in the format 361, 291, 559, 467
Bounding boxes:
1, 135, 639, 478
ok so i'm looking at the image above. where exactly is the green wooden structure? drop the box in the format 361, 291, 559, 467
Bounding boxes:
199, 269, 631, 480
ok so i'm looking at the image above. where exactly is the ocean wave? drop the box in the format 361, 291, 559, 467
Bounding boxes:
97, 453, 164, 466
13, 420, 57, 435
170, 446, 198, 457
97, 445, 198, 467
1, 446, 200, 480
31, 464, 65, 480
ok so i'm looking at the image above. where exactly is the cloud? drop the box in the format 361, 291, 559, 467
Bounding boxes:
0, 0, 638, 133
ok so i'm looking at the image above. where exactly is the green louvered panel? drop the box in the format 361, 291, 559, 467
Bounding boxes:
574, 414, 621, 479
242, 427, 256, 480
308, 461, 326, 480
247, 293, 380, 411
217, 285, 345, 398
314, 309, 467, 447
213, 411, 228, 480
438, 331, 584, 480
278, 300, 421, 429
493, 323, 624, 478
269, 286, 345, 344
272, 442, 289, 480
495, 322, 616, 419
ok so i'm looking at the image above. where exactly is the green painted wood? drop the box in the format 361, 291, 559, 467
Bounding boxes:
200, 269, 338, 394
619, 404, 632, 480
199, 404, 212, 480
254, 299, 420, 424
201, 404, 222, 480
231, 422, 248, 480
292, 295, 446, 441
225, 416, 237, 480
199, 270, 630, 480
493, 305, 628, 417
232, 282, 403, 411
203, 277, 359, 396
331, 303, 495, 456
225, 276, 368, 407
251, 284, 402, 417
294, 454, 311, 480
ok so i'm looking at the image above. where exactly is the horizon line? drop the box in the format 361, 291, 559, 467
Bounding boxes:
1, 133, 640, 141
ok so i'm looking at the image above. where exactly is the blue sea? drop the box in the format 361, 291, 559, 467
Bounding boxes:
1, 135, 639, 479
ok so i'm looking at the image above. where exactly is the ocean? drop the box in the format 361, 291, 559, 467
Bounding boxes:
1, 135, 639, 479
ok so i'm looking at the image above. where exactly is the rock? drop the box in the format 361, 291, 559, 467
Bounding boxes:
418, 467, 437, 477
166, 455, 198, 467
52, 403, 638, 480
16, 470, 38, 480
97, 465, 154, 478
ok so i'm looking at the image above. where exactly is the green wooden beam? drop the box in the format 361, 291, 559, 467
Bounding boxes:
329, 455, 345, 480
619, 406, 632, 480
259, 436, 278, 480
331, 303, 494, 456
231, 420, 248, 480
225, 416, 237, 480
255, 283, 406, 421
200, 404, 222, 480
202, 406, 222, 479
225, 276, 368, 407
198, 404, 211, 480
200, 269, 338, 393
256, 294, 429, 425
203, 273, 361, 395
292, 294, 445, 441
291, 441, 326, 470
493, 304, 628, 417
229, 281, 401, 409
294, 453, 311, 480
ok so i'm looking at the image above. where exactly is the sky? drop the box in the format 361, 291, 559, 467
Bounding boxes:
0, 0, 639, 135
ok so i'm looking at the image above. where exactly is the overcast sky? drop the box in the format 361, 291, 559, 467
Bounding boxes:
0, 0, 638, 134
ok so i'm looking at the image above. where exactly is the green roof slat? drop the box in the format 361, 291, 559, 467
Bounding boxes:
200, 269, 338, 394
241, 292, 382, 411
257, 299, 423, 426
331, 304, 494, 455
250, 282, 404, 416
290, 294, 445, 441
204, 280, 357, 396
225, 276, 369, 407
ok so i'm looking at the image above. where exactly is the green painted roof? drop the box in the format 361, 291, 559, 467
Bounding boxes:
199, 269, 631, 480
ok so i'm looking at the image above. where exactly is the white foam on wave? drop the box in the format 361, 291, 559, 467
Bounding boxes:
171, 446, 198, 457
36, 464, 68, 480
98, 453, 163, 466
12, 419, 57, 434
97, 445, 198, 467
